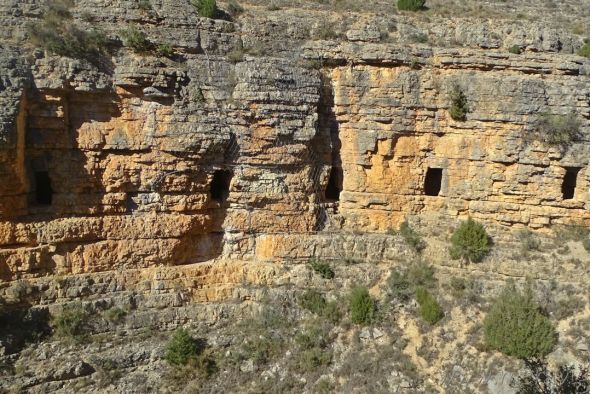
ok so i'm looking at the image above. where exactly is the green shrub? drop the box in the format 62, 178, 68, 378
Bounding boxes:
27, 1, 107, 60
297, 347, 332, 372
51, 303, 88, 339
192, 0, 217, 18
386, 270, 413, 302
399, 221, 426, 252
227, 0, 244, 17
449, 218, 490, 264
484, 283, 556, 359
533, 113, 581, 147
416, 287, 443, 324
120, 25, 152, 53
578, 42, 590, 59
137, 0, 151, 10
156, 43, 174, 57
298, 290, 341, 323
104, 306, 127, 324
448, 85, 469, 121
349, 287, 376, 325
397, 0, 425, 11
308, 259, 335, 279
165, 328, 201, 366
508, 45, 522, 54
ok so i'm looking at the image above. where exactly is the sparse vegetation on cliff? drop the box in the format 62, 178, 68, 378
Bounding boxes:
513, 359, 589, 393
397, 0, 426, 11
532, 113, 581, 147
51, 303, 88, 340
308, 259, 335, 279
399, 221, 426, 252
120, 24, 152, 53
449, 218, 491, 264
27, 0, 107, 60
192, 0, 218, 18
484, 283, 556, 359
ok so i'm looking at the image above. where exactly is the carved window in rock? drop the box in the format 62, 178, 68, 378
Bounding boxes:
424, 168, 443, 196
562, 167, 581, 200
325, 167, 343, 202
34, 171, 53, 205
210, 170, 232, 203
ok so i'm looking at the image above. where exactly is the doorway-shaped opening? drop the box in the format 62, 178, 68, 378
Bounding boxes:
325, 167, 342, 201
562, 167, 581, 200
424, 168, 443, 196
210, 170, 232, 203
34, 171, 53, 205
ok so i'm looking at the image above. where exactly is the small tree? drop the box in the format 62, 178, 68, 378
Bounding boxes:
165, 328, 200, 366
416, 287, 443, 324
192, 0, 217, 18
449, 218, 490, 264
349, 287, 376, 325
397, 0, 425, 11
484, 283, 556, 359
449, 85, 469, 121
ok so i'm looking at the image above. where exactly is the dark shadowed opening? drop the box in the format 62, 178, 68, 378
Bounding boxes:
562, 167, 580, 200
424, 168, 443, 196
325, 166, 342, 201
34, 171, 53, 205
210, 170, 232, 202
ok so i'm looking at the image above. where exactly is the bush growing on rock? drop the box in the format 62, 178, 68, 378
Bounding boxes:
416, 287, 443, 324
308, 259, 335, 279
27, 0, 107, 60
449, 218, 490, 264
349, 287, 376, 325
120, 24, 152, 53
578, 42, 590, 59
51, 303, 88, 340
448, 84, 469, 121
533, 113, 581, 147
397, 0, 425, 11
165, 328, 202, 366
298, 289, 341, 323
484, 283, 556, 359
399, 221, 426, 252
192, 0, 217, 18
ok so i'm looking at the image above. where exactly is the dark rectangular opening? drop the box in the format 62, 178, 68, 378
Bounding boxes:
424, 168, 443, 196
562, 167, 580, 200
210, 170, 232, 203
34, 171, 53, 205
325, 167, 342, 201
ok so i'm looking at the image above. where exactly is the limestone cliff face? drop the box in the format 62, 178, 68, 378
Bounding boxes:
0, 0, 589, 290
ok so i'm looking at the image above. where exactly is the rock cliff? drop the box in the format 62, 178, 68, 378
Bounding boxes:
0, 0, 589, 392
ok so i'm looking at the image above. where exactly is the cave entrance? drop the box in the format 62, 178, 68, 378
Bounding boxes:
34, 171, 53, 205
562, 167, 580, 200
210, 170, 232, 203
325, 166, 342, 201
424, 168, 443, 196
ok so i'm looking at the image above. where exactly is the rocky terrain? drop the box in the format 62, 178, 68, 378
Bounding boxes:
0, 0, 589, 392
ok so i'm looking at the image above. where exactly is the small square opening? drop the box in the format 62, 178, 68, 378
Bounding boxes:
424, 168, 443, 196
562, 167, 581, 200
